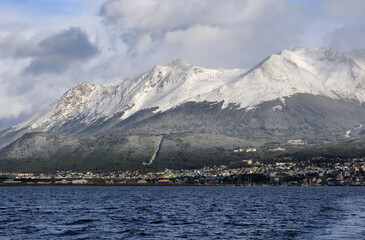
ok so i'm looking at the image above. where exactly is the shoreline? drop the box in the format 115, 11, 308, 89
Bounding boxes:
0, 183, 364, 187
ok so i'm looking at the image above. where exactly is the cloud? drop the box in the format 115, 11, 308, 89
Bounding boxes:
319, 0, 365, 52
0, 111, 31, 130
0, 2, 106, 130
0, 27, 99, 75
321, 0, 365, 20
25, 27, 99, 75
0, 33, 38, 59
0, 19, 30, 32
0, 94, 31, 119
326, 25, 365, 52
0, 26, 100, 128
39, 27, 98, 59
99, 0, 316, 68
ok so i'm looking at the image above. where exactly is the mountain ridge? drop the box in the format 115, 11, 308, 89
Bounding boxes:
1, 47, 365, 149
13, 47, 365, 132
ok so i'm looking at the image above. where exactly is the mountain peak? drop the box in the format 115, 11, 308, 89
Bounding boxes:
276, 47, 337, 59
8, 47, 365, 142
61, 82, 100, 104
166, 59, 191, 68
68, 82, 97, 93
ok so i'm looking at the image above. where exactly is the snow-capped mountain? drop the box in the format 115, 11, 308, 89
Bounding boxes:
2, 47, 365, 148
16, 59, 245, 132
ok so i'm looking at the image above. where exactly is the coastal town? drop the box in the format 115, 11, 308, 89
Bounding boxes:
1, 157, 364, 186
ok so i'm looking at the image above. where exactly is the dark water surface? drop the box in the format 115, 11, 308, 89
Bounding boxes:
0, 186, 364, 239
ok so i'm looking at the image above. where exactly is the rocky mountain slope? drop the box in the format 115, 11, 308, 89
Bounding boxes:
1, 47, 365, 149
0, 132, 251, 172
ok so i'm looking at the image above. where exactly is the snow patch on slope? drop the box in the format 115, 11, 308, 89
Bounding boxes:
345, 130, 351, 138
272, 105, 283, 111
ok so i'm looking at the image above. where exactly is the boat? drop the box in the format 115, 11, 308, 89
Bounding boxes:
157, 179, 171, 184
3, 179, 21, 184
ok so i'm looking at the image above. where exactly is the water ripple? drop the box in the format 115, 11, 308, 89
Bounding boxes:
0, 186, 364, 239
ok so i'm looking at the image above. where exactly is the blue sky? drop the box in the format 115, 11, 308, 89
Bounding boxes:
0, 0, 364, 130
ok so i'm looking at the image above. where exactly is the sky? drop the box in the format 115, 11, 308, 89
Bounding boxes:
0, 0, 365, 130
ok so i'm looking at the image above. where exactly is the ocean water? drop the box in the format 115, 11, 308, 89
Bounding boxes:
0, 186, 364, 239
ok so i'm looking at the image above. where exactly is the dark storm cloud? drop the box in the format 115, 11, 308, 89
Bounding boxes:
25, 27, 99, 75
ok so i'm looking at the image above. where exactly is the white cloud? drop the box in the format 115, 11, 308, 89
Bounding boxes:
325, 25, 365, 52
0, 95, 31, 119
321, 0, 365, 20
99, 0, 318, 69
319, 0, 365, 52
